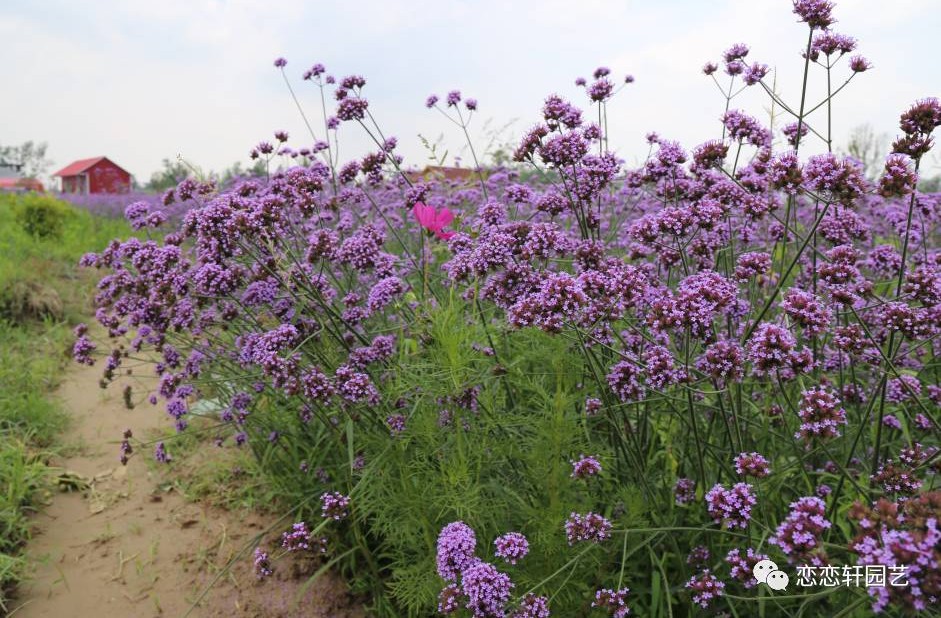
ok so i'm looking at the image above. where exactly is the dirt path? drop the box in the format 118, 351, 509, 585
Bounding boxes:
12, 360, 361, 617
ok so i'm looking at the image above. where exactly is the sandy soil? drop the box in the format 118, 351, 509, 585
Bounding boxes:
11, 359, 363, 618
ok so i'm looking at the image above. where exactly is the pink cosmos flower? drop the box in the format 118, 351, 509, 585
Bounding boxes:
413, 202, 455, 240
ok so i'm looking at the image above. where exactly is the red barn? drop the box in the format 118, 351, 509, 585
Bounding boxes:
54, 156, 132, 194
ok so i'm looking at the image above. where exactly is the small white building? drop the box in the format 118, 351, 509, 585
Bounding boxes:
0, 161, 22, 178
0, 161, 43, 192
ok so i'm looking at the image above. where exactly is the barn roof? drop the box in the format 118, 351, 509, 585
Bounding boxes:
53, 157, 105, 177
53, 156, 129, 177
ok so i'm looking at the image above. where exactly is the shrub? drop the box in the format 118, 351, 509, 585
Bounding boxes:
80, 2, 940, 616
12, 194, 70, 240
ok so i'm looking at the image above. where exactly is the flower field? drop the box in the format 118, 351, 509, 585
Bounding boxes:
57, 191, 190, 223
72, 1, 939, 616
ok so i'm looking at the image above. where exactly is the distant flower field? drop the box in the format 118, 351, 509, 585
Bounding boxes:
57, 191, 191, 221
74, 1, 940, 615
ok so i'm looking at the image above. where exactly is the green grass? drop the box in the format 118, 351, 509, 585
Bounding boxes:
0, 193, 131, 325
146, 413, 282, 513
0, 193, 133, 614
0, 321, 70, 446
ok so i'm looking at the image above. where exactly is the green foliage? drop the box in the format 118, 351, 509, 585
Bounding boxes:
0, 434, 49, 553
0, 321, 69, 445
919, 174, 941, 192
12, 194, 70, 240
146, 157, 192, 192
0, 552, 25, 615
0, 193, 132, 324
215, 291, 650, 616
153, 416, 281, 512
0, 320, 70, 612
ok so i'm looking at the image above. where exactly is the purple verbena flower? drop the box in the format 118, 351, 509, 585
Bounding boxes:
281, 521, 326, 553
696, 339, 745, 384
782, 121, 809, 147
734, 452, 771, 478
781, 288, 832, 336
723, 110, 771, 148
253, 547, 273, 579
592, 587, 630, 617
771, 496, 831, 559
571, 455, 602, 479
585, 397, 603, 416
386, 414, 407, 436
882, 414, 903, 430
494, 532, 529, 565
804, 153, 868, 205
437, 521, 477, 581
438, 583, 463, 614
461, 560, 513, 617
513, 594, 550, 618
687, 545, 711, 567
320, 491, 350, 520
674, 478, 696, 505
870, 461, 922, 496
705, 482, 756, 529
746, 322, 797, 374
606, 358, 645, 402
686, 569, 725, 608
796, 387, 847, 440
792, 0, 835, 29
850, 55, 872, 72
73, 334, 97, 365
565, 512, 612, 544
726, 547, 769, 588
154, 441, 171, 463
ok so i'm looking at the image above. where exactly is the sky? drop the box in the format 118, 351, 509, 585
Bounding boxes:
1, 0, 939, 186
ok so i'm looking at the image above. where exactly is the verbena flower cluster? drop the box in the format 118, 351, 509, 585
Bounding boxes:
685, 569, 725, 609
705, 482, 757, 529
592, 587, 631, 617
848, 491, 941, 612
771, 496, 832, 561
493, 532, 529, 565
565, 512, 613, 544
